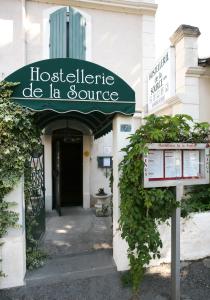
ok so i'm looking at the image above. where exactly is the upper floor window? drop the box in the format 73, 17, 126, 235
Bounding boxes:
49, 7, 86, 60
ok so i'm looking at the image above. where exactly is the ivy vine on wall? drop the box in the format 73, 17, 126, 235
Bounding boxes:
119, 114, 209, 294
0, 81, 41, 277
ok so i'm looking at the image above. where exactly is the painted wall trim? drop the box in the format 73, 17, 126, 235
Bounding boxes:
27, 0, 157, 16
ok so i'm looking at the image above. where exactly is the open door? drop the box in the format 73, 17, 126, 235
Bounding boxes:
52, 128, 83, 209
54, 140, 61, 216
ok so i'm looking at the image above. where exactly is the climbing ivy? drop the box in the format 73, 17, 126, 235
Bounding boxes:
119, 114, 209, 293
0, 81, 41, 276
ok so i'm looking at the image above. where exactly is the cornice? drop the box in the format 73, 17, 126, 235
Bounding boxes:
145, 96, 182, 115
27, 0, 157, 15
170, 25, 200, 46
186, 67, 210, 78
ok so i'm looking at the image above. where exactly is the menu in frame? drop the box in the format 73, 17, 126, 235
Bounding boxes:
183, 150, 200, 177
147, 150, 164, 179
165, 150, 182, 178
103, 157, 111, 167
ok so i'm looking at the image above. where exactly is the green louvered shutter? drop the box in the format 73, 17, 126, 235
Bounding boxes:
50, 8, 67, 58
69, 8, 86, 60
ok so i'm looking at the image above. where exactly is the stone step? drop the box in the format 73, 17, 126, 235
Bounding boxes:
26, 249, 116, 287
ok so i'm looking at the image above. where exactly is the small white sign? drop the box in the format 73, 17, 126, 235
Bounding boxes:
147, 47, 175, 112
103, 157, 111, 167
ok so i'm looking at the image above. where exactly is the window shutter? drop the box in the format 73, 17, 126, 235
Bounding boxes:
69, 8, 86, 60
50, 8, 67, 58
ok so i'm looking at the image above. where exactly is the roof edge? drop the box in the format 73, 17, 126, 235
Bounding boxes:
27, 0, 158, 16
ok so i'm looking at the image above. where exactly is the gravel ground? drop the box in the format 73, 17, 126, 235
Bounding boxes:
1, 258, 210, 300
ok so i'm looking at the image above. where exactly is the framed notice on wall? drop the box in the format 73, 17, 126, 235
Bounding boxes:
144, 143, 209, 188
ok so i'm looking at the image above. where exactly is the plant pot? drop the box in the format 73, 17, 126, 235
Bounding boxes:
93, 194, 111, 217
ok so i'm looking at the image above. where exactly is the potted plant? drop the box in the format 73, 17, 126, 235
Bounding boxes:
94, 188, 110, 217
96, 188, 107, 196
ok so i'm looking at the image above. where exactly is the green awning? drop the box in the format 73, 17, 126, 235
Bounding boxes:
5, 58, 135, 138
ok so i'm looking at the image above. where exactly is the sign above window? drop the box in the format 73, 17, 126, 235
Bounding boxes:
5, 58, 135, 115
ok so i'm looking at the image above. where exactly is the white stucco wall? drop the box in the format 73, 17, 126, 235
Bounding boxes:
0, 179, 26, 289
42, 134, 52, 211
117, 212, 210, 270
199, 76, 210, 122
0, 0, 156, 110
112, 115, 138, 271
154, 212, 210, 265
0, 0, 26, 79
90, 132, 112, 197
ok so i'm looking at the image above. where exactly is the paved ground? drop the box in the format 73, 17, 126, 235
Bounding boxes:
1, 258, 210, 300
1, 208, 210, 299
42, 207, 112, 257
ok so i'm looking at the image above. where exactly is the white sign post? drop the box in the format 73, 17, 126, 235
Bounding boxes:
144, 143, 209, 300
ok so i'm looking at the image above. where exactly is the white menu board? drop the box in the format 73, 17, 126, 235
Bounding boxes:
165, 150, 182, 178
144, 144, 209, 188
183, 150, 200, 177
147, 150, 164, 178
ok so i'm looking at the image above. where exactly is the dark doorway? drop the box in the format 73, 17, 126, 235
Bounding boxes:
52, 128, 83, 209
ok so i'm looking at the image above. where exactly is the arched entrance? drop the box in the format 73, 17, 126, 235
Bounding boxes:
52, 128, 83, 211
5, 57, 136, 274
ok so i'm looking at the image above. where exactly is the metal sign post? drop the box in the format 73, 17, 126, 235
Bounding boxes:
171, 183, 183, 300
143, 143, 209, 300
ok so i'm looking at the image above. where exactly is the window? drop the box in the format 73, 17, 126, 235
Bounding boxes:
49, 7, 86, 59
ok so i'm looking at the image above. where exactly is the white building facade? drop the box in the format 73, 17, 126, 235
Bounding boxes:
0, 0, 157, 288
1, 0, 210, 290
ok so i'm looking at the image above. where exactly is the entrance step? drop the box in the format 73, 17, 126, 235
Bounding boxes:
26, 249, 116, 287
